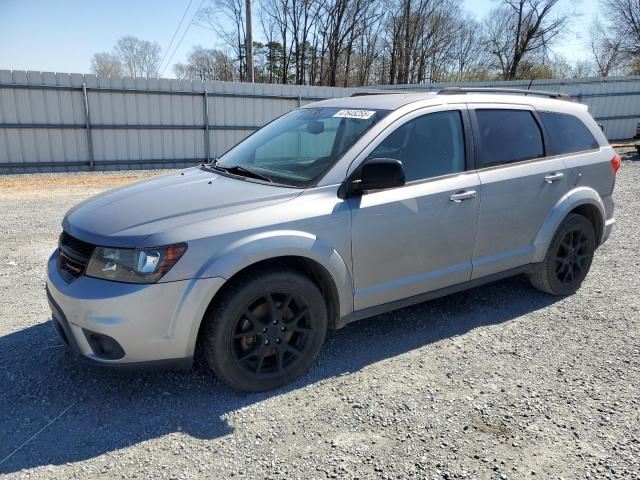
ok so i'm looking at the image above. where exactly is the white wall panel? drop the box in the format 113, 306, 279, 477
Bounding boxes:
2, 70, 640, 172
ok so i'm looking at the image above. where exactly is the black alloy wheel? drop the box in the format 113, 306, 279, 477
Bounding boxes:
202, 268, 327, 392
554, 228, 591, 285
232, 291, 314, 377
528, 213, 596, 295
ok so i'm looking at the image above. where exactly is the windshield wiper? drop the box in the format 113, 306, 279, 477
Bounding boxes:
209, 163, 273, 183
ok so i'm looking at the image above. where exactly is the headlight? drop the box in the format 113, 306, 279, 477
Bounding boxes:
85, 243, 187, 283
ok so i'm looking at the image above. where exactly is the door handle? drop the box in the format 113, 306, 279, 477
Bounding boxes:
544, 172, 564, 183
449, 190, 477, 203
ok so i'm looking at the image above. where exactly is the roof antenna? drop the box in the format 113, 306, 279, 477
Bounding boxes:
527, 78, 534, 90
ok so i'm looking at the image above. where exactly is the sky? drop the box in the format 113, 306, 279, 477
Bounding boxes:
0, 0, 599, 77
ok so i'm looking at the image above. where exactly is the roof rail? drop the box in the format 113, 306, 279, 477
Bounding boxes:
438, 87, 572, 101
350, 90, 405, 97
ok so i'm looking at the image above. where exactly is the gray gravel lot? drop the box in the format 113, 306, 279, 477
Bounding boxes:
0, 154, 638, 480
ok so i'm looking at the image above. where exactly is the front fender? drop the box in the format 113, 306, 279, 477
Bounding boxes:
532, 186, 605, 263
193, 230, 353, 317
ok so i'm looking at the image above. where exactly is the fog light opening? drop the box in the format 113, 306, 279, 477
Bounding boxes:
83, 330, 125, 360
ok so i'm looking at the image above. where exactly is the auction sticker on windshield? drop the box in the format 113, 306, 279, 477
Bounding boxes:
333, 109, 376, 120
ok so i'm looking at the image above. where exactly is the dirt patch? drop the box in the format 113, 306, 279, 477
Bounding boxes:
470, 417, 513, 437
0, 171, 171, 199
0, 174, 150, 189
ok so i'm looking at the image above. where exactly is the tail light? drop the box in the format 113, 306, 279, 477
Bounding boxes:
611, 154, 621, 174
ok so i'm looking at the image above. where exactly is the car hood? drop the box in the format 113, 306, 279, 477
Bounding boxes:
63, 168, 302, 247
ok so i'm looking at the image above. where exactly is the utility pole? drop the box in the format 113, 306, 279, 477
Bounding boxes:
245, 0, 254, 82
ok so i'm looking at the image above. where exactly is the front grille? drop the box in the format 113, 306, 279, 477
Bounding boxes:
57, 232, 95, 281
60, 232, 94, 257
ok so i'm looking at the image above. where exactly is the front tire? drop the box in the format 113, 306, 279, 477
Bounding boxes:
201, 268, 327, 392
528, 213, 596, 295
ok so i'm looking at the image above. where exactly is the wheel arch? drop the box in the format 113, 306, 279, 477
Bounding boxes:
532, 186, 606, 263
568, 204, 603, 246
186, 230, 353, 359
216, 255, 343, 325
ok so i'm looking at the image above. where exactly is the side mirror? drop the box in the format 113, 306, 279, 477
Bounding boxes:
351, 157, 405, 194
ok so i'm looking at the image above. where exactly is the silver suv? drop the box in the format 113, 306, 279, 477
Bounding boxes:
46, 88, 618, 391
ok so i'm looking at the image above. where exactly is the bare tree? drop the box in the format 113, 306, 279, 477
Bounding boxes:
541, 54, 581, 79
416, 0, 462, 83
381, 0, 481, 85
323, 0, 382, 86
257, 11, 288, 83
197, 0, 247, 80
259, 0, 292, 83
601, 0, 640, 56
352, 17, 382, 85
571, 59, 596, 78
172, 46, 237, 81
90, 52, 123, 77
287, 0, 324, 84
447, 14, 492, 81
168, 0, 582, 86
589, 17, 626, 77
114, 36, 162, 78
484, 0, 570, 80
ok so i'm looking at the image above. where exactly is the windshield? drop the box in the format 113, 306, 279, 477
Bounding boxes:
216, 107, 389, 187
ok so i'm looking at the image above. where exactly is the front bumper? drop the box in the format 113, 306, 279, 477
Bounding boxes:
46, 250, 225, 369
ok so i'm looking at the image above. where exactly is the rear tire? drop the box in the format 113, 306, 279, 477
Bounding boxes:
201, 268, 327, 392
528, 213, 596, 295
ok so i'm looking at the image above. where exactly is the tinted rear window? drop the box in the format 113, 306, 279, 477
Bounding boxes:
539, 111, 599, 155
476, 109, 544, 167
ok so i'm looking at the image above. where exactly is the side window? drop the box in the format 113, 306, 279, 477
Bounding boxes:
370, 110, 466, 182
539, 111, 599, 155
475, 109, 544, 168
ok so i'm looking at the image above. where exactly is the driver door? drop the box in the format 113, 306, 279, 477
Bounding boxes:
348, 107, 481, 310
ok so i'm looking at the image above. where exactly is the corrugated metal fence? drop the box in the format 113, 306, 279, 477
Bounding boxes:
1, 70, 639, 173
0, 70, 351, 173
381, 76, 640, 142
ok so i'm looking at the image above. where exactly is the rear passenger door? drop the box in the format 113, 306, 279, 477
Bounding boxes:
469, 105, 567, 279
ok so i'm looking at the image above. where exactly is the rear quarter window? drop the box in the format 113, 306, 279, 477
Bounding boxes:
539, 111, 599, 155
475, 109, 544, 168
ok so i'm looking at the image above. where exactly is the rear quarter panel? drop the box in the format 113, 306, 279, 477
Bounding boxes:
559, 106, 615, 198
562, 146, 616, 199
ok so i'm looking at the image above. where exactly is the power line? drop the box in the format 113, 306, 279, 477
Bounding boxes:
159, 0, 195, 74
160, 0, 207, 76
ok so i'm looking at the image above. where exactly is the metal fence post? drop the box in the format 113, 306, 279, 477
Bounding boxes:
82, 83, 95, 170
297, 94, 302, 107
203, 90, 210, 163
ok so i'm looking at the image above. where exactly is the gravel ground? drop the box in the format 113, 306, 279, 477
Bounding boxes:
0, 154, 638, 480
